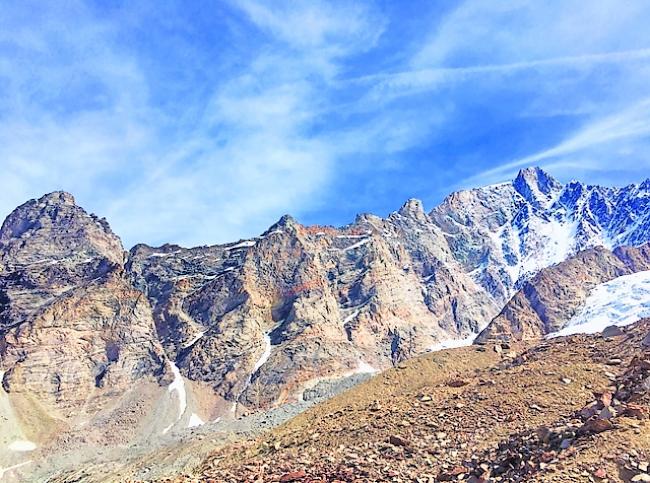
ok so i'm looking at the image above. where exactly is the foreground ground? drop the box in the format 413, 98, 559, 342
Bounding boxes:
171, 320, 650, 482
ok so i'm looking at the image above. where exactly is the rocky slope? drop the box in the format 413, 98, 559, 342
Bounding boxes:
477, 244, 650, 342
178, 319, 650, 483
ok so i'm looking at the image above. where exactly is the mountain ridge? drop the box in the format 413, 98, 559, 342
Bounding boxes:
1, 166, 650, 481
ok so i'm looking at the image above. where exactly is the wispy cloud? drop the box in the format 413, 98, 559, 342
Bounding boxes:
0, 0, 386, 246
462, 99, 650, 186
1, 0, 650, 246
360, 48, 650, 100
392, 0, 650, 190
232, 0, 382, 53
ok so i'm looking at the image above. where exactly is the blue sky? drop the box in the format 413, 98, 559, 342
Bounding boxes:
1, 0, 650, 247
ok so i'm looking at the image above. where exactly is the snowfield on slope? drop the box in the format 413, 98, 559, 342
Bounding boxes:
163, 361, 188, 434
552, 270, 650, 337
7, 440, 37, 452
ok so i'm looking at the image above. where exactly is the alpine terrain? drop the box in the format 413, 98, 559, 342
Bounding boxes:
0, 167, 649, 482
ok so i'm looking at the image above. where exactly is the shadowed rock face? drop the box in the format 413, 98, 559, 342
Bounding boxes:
0, 192, 167, 417
476, 244, 650, 342
1, 273, 167, 413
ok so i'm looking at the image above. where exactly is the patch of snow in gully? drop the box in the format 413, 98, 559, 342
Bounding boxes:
551, 270, 650, 337
342, 309, 360, 325
356, 360, 379, 374
187, 413, 205, 428
341, 239, 371, 252
252, 332, 273, 375
183, 330, 206, 349
163, 361, 188, 434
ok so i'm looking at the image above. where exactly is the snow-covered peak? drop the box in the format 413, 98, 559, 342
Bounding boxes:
429, 166, 650, 304
513, 167, 562, 208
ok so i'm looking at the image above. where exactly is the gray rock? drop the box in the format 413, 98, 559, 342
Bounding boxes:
602, 325, 625, 338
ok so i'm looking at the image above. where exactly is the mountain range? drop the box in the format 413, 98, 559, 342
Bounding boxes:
1, 167, 649, 480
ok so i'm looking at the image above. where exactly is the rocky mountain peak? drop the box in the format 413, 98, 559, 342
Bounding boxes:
0, 191, 124, 266
265, 214, 299, 234
40, 190, 76, 206
513, 167, 562, 207
397, 198, 428, 222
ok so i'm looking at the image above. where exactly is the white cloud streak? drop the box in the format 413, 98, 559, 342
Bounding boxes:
462, 99, 650, 186
1, 0, 650, 247
360, 48, 650, 100
0, 0, 386, 247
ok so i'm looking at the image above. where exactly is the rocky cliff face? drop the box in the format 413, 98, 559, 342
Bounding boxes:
0, 192, 123, 331
476, 243, 650, 342
127, 208, 496, 409
0, 192, 167, 419
125, 167, 650, 412
1, 168, 650, 422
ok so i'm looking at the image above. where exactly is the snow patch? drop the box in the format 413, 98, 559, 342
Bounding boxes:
163, 361, 187, 434
8, 440, 37, 452
148, 250, 181, 258
356, 360, 379, 374
252, 332, 273, 375
188, 413, 205, 428
183, 330, 206, 349
551, 270, 650, 337
341, 239, 371, 252
429, 333, 477, 352
225, 240, 256, 250
342, 309, 360, 325
336, 233, 370, 239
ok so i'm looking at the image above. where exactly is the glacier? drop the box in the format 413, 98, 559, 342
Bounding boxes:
552, 270, 650, 337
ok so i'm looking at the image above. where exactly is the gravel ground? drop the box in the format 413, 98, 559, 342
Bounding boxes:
179, 320, 650, 483
31, 372, 375, 482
